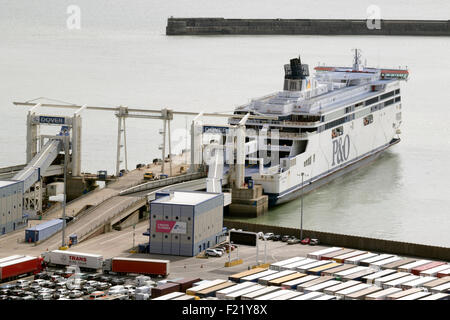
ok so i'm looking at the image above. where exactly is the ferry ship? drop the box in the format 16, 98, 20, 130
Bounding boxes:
228, 50, 408, 206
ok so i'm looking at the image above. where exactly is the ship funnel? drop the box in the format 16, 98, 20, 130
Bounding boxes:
283, 55, 311, 91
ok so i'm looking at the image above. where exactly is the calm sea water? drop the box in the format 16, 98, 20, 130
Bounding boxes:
0, 0, 449, 246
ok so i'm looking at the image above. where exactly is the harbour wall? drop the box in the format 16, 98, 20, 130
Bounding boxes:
166, 18, 450, 36
223, 220, 450, 261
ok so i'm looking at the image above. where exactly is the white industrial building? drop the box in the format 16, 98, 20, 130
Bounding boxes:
149, 191, 224, 256
0, 180, 26, 235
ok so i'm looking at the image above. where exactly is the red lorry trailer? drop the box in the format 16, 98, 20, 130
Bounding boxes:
103, 257, 169, 277
0, 256, 43, 282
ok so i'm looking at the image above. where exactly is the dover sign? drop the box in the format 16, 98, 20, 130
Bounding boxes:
155, 220, 187, 234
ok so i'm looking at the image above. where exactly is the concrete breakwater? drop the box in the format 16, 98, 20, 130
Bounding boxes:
166, 18, 450, 36
223, 220, 450, 261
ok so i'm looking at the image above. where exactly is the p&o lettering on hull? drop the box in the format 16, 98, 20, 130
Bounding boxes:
332, 134, 350, 166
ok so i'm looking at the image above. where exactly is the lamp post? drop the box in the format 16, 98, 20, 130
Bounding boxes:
62, 135, 69, 248
300, 172, 304, 241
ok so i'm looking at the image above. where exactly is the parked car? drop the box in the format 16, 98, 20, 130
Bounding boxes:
90, 291, 106, 300
82, 286, 96, 294
205, 249, 223, 257
37, 292, 53, 300
22, 295, 34, 300
87, 273, 103, 281
96, 282, 111, 291
272, 234, 282, 241
110, 278, 125, 286
16, 280, 30, 289
300, 237, 311, 245
213, 247, 226, 254
281, 235, 291, 242
34, 272, 51, 280
69, 290, 83, 298
287, 237, 302, 245
109, 285, 128, 295
309, 238, 320, 246
264, 233, 274, 240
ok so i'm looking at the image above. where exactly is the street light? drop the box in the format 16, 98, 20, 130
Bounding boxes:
298, 172, 308, 241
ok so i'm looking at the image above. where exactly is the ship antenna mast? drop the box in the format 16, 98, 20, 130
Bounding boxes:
352, 48, 363, 71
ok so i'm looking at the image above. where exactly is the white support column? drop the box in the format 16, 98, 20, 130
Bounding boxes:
235, 113, 250, 189
190, 113, 203, 173
26, 103, 41, 163
162, 119, 167, 175
116, 115, 122, 177
168, 118, 172, 176
115, 106, 128, 177
71, 104, 86, 177
123, 116, 128, 172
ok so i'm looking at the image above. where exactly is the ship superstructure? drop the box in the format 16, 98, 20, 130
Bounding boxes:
228, 50, 408, 205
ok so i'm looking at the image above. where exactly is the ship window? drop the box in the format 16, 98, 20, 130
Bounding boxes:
363, 114, 374, 126
365, 96, 379, 106
395, 96, 401, 102
304, 156, 312, 167
381, 91, 395, 100
331, 126, 343, 138
395, 89, 400, 94
385, 99, 395, 106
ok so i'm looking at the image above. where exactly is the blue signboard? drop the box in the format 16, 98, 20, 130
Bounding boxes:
39, 116, 65, 125
202, 125, 230, 135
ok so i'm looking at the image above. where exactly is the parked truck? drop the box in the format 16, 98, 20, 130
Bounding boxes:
102, 257, 169, 277
41, 250, 103, 270
0, 255, 44, 282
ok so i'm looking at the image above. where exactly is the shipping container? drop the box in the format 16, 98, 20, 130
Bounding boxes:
296, 276, 334, 292
321, 264, 357, 277
241, 269, 278, 283
344, 252, 378, 265
229, 268, 267, 283
418, 293, 449, 301
268, 272, 305, 286
186, 279, 227, 295
255, 289, 292, 300
321, 249, 354, 261
374, 272, 410, 287
335, 266, 368, 278
280, 258, 316, 271
397, 260, 431, 273
269, 257, 305, 271
105, 257, 170, 276
281, 275, 318, 290
401, 276, 436, 289
0, 255, 24, 264
291, 291, 324, 300
430, 282, 450, 293
224, 284, 265, 300
345, 285, 382, 300
343, 269, 378, 282
42, 250, 103, 270
169, 277, 201, 292
380, 258, 416, 270
307, 262, 341, 276
197, 281, 235, 298
383, 274, 418, 289
173, 294, 196, 300
386, 287, 422, 300
151, 283, 181, 299
437, 268, 450, 278
397, 291, 431, 300
303, 280, 340, 294
423, 276, 450, 290
411, 261, 446, 276
360, 254, 394, 267
25, 219, 63, 243
258, 270, 297, 285
369, 256, 402, 270
0, 256, 43, 281
296, 260, 335, 273
419, 265, 450, 277
362, 269, 397, 284
270, 290, 303, 300
241, 286, 281, 300
307, 247, 342, 260
335, 283, 371, 299
152, 292, 186, 300
365, 287, 402, 300
332, 250, 366, 263
216, 282, 257, 299
193, 280, 210, 287
324, 280, 361, 295
313, 294, 337, 300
